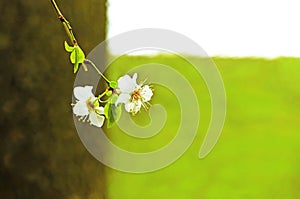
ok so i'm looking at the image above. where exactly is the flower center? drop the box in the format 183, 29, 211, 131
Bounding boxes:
131, 89, 141, 101
86, 97, 95, 112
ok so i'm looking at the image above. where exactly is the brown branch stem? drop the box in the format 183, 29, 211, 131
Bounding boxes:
50, 0, 78, 45
50, 0, 90, 71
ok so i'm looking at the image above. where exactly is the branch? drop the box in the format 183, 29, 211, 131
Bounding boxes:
50, 0, 90, 72
50, 0, 78, 46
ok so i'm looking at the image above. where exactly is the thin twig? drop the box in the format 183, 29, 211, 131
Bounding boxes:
50, 0, 89, 71
84, 59, 110, 84
50, 0, 78, 45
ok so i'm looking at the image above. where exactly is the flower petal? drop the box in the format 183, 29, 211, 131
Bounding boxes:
115, 93, 130, 105
117, 74, 138, 93
73, 101, 89, 116
125, 100, 142, 114
132, 73, 137, 82
89, 111, 105, 127
95, 106, 105, 115
74, 86, 94, 101
141, 85, 153, 102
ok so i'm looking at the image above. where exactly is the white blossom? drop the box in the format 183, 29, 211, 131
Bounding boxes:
72, 86, 105, 127
115, 73, 153, 114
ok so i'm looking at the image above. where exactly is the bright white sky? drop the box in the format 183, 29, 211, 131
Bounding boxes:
108, 0, 300, 57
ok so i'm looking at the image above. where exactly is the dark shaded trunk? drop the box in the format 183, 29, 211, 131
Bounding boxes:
0, 0, 107, 198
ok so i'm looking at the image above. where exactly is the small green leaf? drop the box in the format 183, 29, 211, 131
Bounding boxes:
104, 100, 122, 128
75, 46, 85, 63
73, 62, 79, 73
104, 102, 110, 118
64, 41, 74, 52
112, 104, 122, 121
110, 94, 119, 104
70, 50, 76, 64
108, 104, 122, 128
65, 41, 86, 73
109, 81, 118, 89
70, 45, 86, 73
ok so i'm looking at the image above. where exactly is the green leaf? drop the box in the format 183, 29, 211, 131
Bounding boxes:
64, 41, 75, 52
65, 41, 86, 73
75, 46, 85, 63
109, 104, 122, 128
104, 102, 110, 119
73, 62, 79, 73
70, 51, 76, 64
109, 81, 118, 89
110, 94, 119, 104
70, 45, 86, 73
104, 100, 122, 128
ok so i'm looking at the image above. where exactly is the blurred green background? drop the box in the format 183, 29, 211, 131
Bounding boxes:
105, 56, 300, 199
1, 1, 300, 199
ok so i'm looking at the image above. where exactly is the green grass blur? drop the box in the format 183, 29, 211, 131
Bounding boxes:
104, 56, 300, 199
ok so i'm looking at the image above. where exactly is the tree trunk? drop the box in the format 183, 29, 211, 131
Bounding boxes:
0, 0, 107, 198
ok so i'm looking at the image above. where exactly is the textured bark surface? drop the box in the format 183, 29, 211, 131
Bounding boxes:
0, 1, 107, 198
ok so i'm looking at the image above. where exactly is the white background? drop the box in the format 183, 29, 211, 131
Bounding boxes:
108, 0, 300, 57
